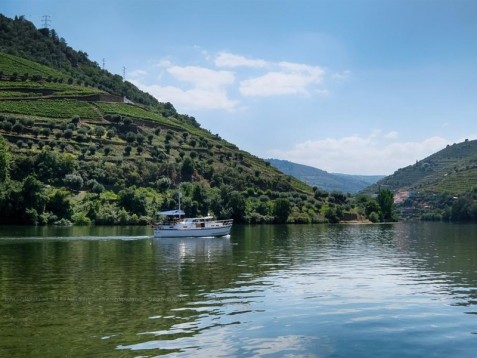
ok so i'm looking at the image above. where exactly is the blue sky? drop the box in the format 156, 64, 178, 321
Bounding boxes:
3, 0, 477, 175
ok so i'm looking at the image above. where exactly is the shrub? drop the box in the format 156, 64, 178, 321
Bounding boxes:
63, 129, 73, 139
369, 211, 380, 223
126, 131, 136, 143
94, 126, 105, 138
64, 173, 84, 190
3, 121, 12, 131
72, 212, 91, 225
107, 129, 115, 139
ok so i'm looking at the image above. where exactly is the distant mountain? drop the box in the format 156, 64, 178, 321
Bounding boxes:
266, 159, 383, 193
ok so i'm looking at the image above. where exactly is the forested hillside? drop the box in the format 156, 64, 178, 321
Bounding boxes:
0, 13, 398, 225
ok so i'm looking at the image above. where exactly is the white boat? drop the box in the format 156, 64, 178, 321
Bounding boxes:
153, 209, 233, 238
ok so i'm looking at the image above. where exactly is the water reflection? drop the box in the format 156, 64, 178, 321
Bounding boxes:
152, 236, 232, 265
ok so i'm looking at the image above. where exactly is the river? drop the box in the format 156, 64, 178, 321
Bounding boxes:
1, 222, 477, 357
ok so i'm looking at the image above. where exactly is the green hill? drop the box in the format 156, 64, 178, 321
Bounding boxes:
363, 139, 477, 220
267, 158, 383, 193
1, 13, 371, 225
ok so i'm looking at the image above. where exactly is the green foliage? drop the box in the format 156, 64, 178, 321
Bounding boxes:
450, 196, 477, 221
181, 157, 195, 182
368, 211, 380, 223
118, 187, 148, 217
273, 198, 291, 223
377, 189, 396, 221
0, 13, 370, 226
46, 188, 73, 220
365, 199, 381, 221
0, 99, 101, 119
0, 135, 10, 183
64, 173, 84, 190
34, 150, 77, 184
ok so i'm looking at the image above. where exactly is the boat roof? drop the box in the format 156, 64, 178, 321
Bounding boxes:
184, 216, 214, 221
157, 210, 185, 216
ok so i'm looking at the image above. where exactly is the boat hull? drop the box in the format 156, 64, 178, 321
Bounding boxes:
153, 225, 232, 238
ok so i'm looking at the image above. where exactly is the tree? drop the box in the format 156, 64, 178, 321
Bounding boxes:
63, 128, 73, 139
107, 128, 116, 139
365, 199, 381, 221
35, 150, 77, 184
192, 184, 209, 216
273, 198, 291, 223
228, 191, 246, 222
12, 121, 24, 133
94, 126, 106, 138
0, 135, 10, 183
325, 207, 340, 223
21, 175, 47, 216
126, 131, 136, 143
451, 196, 473, 221
64, 173, 84, 190
377, 189, 395, 221
71, 115, 80, 126
118, 187, 148, 216
181, 157, 195, 181
46, 189, 73, 220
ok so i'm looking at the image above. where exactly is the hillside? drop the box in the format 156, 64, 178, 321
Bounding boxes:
267, 158, 383, 193
0, 13, 386, 226
363, 139, 477, 220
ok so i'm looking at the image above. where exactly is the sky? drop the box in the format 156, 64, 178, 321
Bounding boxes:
2, 0, 477, 175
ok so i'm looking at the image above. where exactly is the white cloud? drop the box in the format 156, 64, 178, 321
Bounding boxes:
332, 70, 352, 80
131, 51, 330, 110
127, 69, 147, 79
240, 62, 325, 97
215, 52, 267, 68
131, 64, 239, 111
167, 65, 235, 88
384, 131, 399, 139
268, 133, 450, 175
131, 81, 239, 111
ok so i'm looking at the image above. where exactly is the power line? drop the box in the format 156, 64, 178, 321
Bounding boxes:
41, 15, 51, 28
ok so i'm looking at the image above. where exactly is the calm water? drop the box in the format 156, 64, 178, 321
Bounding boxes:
1, 223, 477, 357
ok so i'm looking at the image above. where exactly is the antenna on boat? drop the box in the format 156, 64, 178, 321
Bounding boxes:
178, 191, 181, 212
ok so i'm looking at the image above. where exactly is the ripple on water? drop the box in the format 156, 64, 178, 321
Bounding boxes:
3, 223, 477, 357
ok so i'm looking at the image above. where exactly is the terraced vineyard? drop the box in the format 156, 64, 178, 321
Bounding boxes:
95, 102, 170, 123
364, 140, 477, 195
0, 99, 102, 119
435, 167, 477, 194
0, 52, 65, 79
